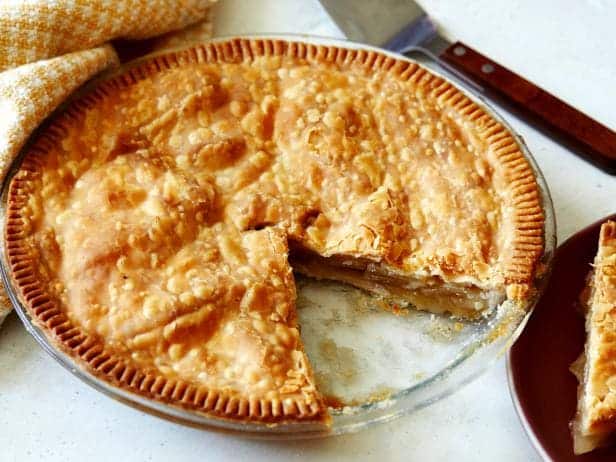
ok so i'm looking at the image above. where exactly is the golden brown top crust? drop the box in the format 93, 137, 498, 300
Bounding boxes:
582, 221, 616, 431
5, 39, 544, 422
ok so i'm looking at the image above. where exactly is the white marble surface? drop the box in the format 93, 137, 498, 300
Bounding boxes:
2, 1, 615, 460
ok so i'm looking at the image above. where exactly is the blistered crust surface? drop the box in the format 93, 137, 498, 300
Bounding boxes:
5, 39, 544, 423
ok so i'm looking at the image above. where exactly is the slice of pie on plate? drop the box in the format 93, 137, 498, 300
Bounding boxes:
4, 38, 544, 426
571, 220, 616, 453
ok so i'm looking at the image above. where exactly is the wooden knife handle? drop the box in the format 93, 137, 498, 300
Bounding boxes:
440, 41, 616, 174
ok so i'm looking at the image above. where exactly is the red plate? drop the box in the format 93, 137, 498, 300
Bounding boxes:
508, 214, 616, 461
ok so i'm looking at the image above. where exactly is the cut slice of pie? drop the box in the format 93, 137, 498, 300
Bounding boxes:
571, 220, 616, 454
4, 38, 544, 426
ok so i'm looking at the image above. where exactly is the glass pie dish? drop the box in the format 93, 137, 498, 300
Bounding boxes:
0, 35, 556, 438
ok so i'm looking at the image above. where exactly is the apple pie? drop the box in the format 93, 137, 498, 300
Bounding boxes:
571, 220, 616, 453
5, 39, 544, 426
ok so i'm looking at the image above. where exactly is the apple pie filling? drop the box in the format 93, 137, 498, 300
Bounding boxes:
290, 250, 504, 319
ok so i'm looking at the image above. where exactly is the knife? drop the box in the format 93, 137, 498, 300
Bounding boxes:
319, 0, 616, 174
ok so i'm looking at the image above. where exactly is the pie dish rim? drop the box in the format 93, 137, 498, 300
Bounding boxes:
0, 35, 555, 435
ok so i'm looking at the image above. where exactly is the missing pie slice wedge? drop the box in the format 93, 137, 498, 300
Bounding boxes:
571, 221, 616, 453
4, 39, 544, 427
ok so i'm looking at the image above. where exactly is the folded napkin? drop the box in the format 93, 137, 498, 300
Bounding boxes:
0, 0, 217, 326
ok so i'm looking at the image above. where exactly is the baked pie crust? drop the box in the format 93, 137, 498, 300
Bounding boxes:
571, 221, 616, 453
4, 39, 544, 426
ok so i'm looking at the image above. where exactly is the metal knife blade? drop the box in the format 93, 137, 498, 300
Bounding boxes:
319, 0, 445, 55
319, 0, 467, 92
